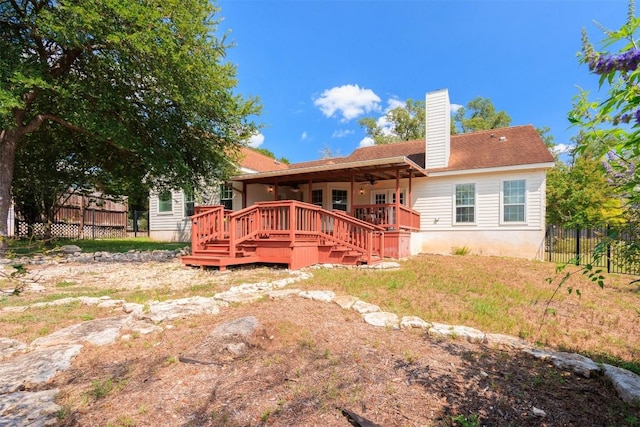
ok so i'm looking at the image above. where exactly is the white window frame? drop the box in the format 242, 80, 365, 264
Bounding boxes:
501, 179, 527, 224
158, 190, 173, 214
370, 189, 407, 205
454, 183, 476, 225
311, 189, 323, 208
330, 187, 349, 212
220, 183, 234, 210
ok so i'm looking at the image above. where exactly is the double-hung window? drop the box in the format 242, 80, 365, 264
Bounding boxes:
158, 190, 172, 213
220, 183, 233, 210
311, 189, 323, 207
455, 183, 475, 223
184, 187, 195, 217
331, 189, 348, 211
503, 179, 526, 222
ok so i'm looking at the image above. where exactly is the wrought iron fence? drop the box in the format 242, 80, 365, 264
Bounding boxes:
545, 225, 640, 275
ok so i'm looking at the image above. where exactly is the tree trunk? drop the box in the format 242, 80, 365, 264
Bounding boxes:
0, 130, 19, 255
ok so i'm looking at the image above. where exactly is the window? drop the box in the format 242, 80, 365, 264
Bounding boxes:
503, 179, 526, 222
158, 190, 172, 213
374, 193, 386, 204
220, 183, 233, 210
184, 188, 195, 217
331, 189, 348, 211
311, 189, 323, 207
455, 183, 475, 223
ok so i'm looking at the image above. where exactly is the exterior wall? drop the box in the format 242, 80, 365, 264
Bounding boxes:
410, 169, 548, 259
149, 189, 191, 242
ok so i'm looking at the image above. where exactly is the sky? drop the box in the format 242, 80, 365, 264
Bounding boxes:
216, 0, 630, 164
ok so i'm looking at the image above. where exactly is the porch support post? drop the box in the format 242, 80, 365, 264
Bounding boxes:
242, 182, 247, 209
274, 182, 279, 201
395, 168, 400, 227
408, 169, 413, 206
350, 174, 355, 215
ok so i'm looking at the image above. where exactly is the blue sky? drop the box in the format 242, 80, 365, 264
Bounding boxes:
216, 0, 628, 164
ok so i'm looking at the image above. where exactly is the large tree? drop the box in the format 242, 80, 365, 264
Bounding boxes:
0, 0, 260, 250
452, 97, 512, 134
359, 97, 511, 145
358, 99, 425, 145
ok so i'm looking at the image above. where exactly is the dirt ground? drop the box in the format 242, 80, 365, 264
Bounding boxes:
14, 261, 640, 426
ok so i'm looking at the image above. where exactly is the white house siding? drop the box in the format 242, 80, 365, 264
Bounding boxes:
410, 169, 548, 260
425, 89, 451, 169
149, 190, 190, 242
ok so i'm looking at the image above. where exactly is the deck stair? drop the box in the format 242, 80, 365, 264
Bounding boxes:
181, 200, 385, 270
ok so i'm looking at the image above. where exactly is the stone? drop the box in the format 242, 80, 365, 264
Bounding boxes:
183, 316, 269, 363
31, 316, 130, 347
400, 316, 431, 329
59, 244, 81, 255
298, 290, 335, 303
214, 290, 265, 304
0, 338, 27, 360
363, 312, 399, 328
138, 297, 222, 323
532, 407, 546, 417
603, 364, 640, 406
333, 295, 359, 310
428, 323, 486, 343
352, 300, 380, 314
484, 333, 529, 350
0, 389, 61, 427
267, 289, 301, 299
359, 261, 401, 270
524, 349, 601, 378
0, 344, 83, 394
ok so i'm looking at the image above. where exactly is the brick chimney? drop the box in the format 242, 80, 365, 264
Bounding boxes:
425, 89, 451, 169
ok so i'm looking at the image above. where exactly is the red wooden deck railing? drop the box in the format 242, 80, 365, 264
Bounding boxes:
190, 201, 386, 264
353, 204, 420, 231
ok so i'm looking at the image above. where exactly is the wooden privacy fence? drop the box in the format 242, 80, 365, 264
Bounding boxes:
545, 225, 640, 275
16, 193, 128, 239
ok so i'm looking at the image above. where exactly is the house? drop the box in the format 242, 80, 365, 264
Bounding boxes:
148, 147, 289, 241
156, 88, 555, 270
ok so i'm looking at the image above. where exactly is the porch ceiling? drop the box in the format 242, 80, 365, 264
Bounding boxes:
231, 156, 427, 186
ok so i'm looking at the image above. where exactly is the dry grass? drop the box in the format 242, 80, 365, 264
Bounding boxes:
302, 254, 640, 369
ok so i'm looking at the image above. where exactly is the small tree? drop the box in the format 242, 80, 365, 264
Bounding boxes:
569, 0, 640, 267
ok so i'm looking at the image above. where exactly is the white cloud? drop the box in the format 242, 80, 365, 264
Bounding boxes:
358, 137, 375, 148
248, 133, 264, 148
332, 129, 354, 138
386, 97, 405, 111
301, 131, 308, 140
314, 84, 381, 122
450, 103, 463, 114
552, 143, 573, 155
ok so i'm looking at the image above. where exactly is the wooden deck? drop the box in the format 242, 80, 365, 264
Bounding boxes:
181, 200, 416, 270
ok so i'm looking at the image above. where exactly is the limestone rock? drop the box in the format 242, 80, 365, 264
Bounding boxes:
0, 344, 82, 394
352, 300, 380, 314
0, 389, 61, 427
333, 295, 359, 310
183, 316, 269, 363
59, 244, 81, 255
524, 349, 601, 378
298, 290, 335, 303
603, 363, 640, 406
363, 312, 399, 328
31, 316, 130, 348
0, 337, 27, 360
267, 289, 301, 299
484, 333, 529, 350
428, 323, 486, 343
400, 316, 431, 329
138, 296, 222, 323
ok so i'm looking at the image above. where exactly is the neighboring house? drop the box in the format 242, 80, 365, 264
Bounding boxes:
169, 88, 554, 269
148, 147, 289, 241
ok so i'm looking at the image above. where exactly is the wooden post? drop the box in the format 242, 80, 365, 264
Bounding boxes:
395, 169, 400, 227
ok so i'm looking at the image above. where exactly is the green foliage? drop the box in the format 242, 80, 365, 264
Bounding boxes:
0, 0, 261, 245
569, 0, 640, 267
452, 97, 511, 134
451, 246, 470, 256
450, 414, 480, 427
546, 155, 623, 227
358, 99, 425, 144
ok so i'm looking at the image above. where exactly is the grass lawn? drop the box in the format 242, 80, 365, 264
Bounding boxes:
5, 237, 187, 256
